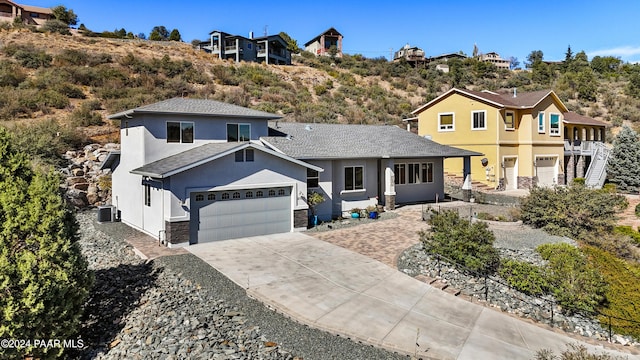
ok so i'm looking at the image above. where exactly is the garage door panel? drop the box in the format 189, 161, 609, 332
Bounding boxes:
536, 157, 556, 187
191, 187, 292, 243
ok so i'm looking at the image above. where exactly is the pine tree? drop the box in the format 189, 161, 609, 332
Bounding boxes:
0, 128, 92, 359
607, 125, 640, 192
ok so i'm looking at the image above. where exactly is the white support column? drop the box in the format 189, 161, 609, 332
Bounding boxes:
383, 159, 396, 210
235, 39, 240, 62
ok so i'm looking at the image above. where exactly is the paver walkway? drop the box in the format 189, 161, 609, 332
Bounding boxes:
309, 206, 427, 268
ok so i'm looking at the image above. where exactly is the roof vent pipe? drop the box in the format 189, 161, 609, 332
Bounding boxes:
513, 87, 517, 98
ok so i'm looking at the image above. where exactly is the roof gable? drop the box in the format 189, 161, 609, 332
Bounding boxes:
304, 27, 342, 46
412, 88, 568, 115
108, 98, 282, 120
130, 142, 321, 179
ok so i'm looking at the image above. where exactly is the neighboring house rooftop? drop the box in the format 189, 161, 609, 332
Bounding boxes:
108, 98, 282, 120
131, 142, 322, 179
19, 3, 52, 14
413, 88, 568, 114
304, 27, 342, 47
262, 122, 481, 160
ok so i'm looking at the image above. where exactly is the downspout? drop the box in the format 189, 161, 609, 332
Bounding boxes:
146, 177, 166, 246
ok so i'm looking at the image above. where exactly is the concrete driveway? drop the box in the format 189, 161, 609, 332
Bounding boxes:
187, 232, 633, 359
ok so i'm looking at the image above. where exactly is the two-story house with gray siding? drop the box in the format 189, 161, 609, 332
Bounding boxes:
106, 98, 480, 247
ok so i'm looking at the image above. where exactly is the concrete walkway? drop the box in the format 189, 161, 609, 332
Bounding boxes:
187, 233, 634, 360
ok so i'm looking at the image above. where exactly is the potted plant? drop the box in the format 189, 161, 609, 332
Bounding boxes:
350, 208, 361, 219
307, 191, 325, 227
366, 205, 378, 219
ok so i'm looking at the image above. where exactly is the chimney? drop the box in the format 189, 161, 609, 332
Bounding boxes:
513, 87, 517, 98
249, 31, 253, 39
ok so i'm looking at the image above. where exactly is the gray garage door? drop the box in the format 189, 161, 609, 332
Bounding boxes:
190, 187, 291, 243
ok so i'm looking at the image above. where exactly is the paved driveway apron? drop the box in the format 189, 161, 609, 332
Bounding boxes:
187, 225, 631, 359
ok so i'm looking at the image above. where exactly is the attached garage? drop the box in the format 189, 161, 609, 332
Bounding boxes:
536, 156, 557, 187
190, 187, 292, 243
503, 157, 517, 190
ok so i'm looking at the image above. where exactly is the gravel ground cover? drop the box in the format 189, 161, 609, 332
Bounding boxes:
72, 210, 407, 360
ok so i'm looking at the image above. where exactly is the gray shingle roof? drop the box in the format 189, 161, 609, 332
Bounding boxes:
131, 142, 243, 178
262, 122, 481, 160
109, 98, 282, 120
131, 141, 323, 178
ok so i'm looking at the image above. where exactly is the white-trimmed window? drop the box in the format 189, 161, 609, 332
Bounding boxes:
307, 168, 319, 188
538, 112, 545, 133
438, 113, 454, 131
234, 149, 254, 162
227, 123, 251, 142
167, 121, 194, 143
550, 113, 560, 136
471, 110, 486, 130
394, 163, 406, 185
505, 111, 515, 130
421, 163, 434, 183
344, 166, 364, 191
395, 162, 434, 185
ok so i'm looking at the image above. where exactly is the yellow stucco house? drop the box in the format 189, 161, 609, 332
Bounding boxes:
412, 88, 609, 190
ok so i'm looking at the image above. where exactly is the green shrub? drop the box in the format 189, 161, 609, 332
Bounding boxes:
583, 246, 640, 339
498, 259, 548, 296
13, 49, 52, 69
8, 119, 85, 166
537, 243, 607, 314
0, 129, 92, 359
573, 177, 585, 185
0, 60, 26, 87
520, 185, 628, 239
614, 225, 640, 245
68, 100, 103, 126
41, 19, 71, 35
420, 210, 500, 275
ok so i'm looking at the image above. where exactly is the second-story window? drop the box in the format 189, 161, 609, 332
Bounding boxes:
307, 168, 319, 188
472, 110, 486, 130
167, 121, 194, 143
550, 114, 560, 136
438, 113, 454, 131
227, 123, 251, 142
505, 112, 515, 130
538, 112, 545, 133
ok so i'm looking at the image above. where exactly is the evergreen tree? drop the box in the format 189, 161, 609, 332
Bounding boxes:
149, 25, 169, 41
607, 125, 640, 192
279, 31, 300, 54
169, 29, 182, 42
50, 5, 78, 26
0, 128, 92, 359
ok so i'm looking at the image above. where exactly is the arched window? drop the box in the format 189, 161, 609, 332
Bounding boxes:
278, 189, 285, 196
246, 191, 253, 198
195, 194, 204, 201
256, 190, 264, 197
222, 193, 229, 200
208, 193, 215, 201
268, 189, 276, 197
233, 191, 241, 199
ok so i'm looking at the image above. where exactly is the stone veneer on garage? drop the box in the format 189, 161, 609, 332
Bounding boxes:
294, 209, 308, 229
165, 220, 189, 246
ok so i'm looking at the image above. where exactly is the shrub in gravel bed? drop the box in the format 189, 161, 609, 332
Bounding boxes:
420, 209, 500, 276
499, 259, 549, 296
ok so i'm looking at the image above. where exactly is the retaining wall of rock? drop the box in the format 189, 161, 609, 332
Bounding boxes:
61, 143, 119, 208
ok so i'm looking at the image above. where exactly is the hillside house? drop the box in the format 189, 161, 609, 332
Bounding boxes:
478, 52, 510, 70
304, 27, 343, 57
200, 30, 291, 65
105, 98, 479, 247
0, 0, 52, 26
393, 44, 427, 67
412, 88, 609, 190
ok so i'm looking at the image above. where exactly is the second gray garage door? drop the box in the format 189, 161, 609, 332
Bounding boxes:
190, 187, 292, 243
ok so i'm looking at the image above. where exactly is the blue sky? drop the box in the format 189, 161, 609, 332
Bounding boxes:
31, 1, 640, 64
